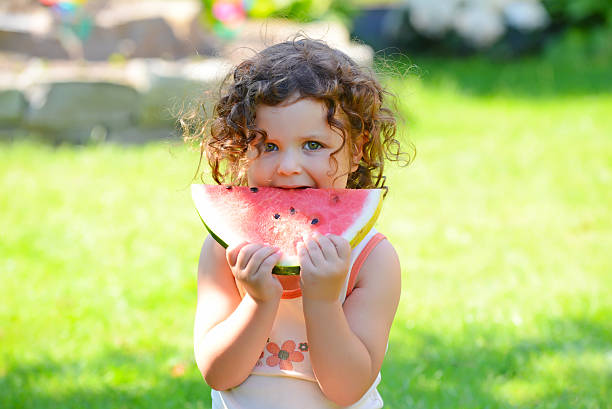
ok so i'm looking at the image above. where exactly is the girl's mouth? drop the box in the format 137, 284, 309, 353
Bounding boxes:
276, 186, 311, 190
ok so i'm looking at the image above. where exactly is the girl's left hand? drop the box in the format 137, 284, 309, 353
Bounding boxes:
298, 233, 351, 302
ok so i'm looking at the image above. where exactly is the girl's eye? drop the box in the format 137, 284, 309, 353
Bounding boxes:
264, 143, 278, 152
304, 141, 322, 151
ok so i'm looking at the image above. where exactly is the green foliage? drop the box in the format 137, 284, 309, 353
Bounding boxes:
542, 0, 612, 61
543, 0, 612, 24
545, 25, 612, 63
199, 0, 355, 25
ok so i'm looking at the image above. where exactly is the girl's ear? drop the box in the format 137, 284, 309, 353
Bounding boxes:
350, 132, 367, 172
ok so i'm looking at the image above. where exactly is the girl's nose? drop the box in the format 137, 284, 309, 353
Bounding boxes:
276, 150, 301, 176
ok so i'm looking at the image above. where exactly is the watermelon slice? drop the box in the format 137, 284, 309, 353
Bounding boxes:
191, 185, 385, 275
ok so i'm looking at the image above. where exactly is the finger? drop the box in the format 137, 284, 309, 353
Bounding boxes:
256, 250, 281, 275
327, 234, 351, 260
235, 243, 264, 271
226, 241, 250, 267
304, 236, 325, 267
297, 241, 315, 272
245, 246, 278, 275
313, 232, 338, 260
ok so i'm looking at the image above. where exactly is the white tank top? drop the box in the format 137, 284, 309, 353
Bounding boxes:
212, 229, 386, 409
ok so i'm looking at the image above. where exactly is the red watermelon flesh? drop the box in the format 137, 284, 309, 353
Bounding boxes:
191, 185, 384, 275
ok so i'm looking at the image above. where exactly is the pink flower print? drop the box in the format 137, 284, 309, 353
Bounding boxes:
266, 340, 304, 370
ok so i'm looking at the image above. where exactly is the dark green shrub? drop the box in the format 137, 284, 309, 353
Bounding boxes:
542, 0, 612, 60
543, 0, 612, 26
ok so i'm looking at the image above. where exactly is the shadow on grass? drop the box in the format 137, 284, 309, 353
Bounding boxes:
2, 317, 610, 409
381, 316, 612, 409
0, 347, 212, 409
381, 55, 612, 98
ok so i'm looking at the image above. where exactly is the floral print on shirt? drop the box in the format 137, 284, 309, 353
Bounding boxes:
266, 340, 304, 371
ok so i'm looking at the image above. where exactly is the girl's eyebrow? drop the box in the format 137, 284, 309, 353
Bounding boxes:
301, 132, 330, 140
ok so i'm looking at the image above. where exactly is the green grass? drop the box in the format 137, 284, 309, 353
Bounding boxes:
2, 55, 612, 409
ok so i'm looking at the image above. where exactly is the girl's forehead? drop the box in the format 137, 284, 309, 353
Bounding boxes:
255, 98, 328, 128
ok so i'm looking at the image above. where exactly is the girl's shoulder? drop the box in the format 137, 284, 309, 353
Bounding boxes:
197, 235, 237, 289
354, 234, 401, 292
198, 235, 227, 271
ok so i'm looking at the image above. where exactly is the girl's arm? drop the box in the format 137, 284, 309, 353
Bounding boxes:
300, 235, 401, 407
193, 235, 282, 391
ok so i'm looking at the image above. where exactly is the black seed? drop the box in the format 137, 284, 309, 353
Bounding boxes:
331, 195, 339, 203
249, 187, 258, 192
274, 213, 280, 219
289, 207, 295, 214
225, 185, 232, 190
311, 218, 319, 225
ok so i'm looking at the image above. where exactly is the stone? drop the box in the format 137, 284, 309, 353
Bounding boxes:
26, 81, 140, 132
105, 17, 180, 59
0, 89, 27, 126
0, 9, 70, 59
106, 126, 178, 145
0, 1, 219, 61
138, 58, 230, 127
0, 30, 69, 59
139, 76, 209, 127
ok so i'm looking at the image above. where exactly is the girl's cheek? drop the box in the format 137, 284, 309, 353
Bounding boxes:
246, 145, 259, 160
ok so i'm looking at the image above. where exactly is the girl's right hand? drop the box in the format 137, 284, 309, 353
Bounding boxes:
226, 242, 283, 303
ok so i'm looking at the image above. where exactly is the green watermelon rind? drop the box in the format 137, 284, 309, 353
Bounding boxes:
196, 212, 301, 275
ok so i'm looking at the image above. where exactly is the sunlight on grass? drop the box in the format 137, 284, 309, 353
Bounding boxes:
493, 351, 612, 407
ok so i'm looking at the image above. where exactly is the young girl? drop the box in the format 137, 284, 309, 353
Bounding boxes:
185, 38, 409, 409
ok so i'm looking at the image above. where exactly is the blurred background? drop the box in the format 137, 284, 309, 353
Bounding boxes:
1, 1, 611, 408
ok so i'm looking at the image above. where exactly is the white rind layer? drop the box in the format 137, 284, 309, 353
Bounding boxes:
340, 189, 383, 243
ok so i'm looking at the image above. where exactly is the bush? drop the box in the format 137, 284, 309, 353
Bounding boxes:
542, 0, 612, 60
543, 0, 612, 26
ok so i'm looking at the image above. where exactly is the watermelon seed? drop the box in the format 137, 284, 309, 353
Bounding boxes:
311, 218, 319, 225
274, 213, 280, 219
332, 195, 339, 203
250, 187, 259, 192
225, 186, 232, 190
290, 207, 295, 214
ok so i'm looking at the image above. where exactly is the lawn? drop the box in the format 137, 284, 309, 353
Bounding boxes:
1, 54, 611, 409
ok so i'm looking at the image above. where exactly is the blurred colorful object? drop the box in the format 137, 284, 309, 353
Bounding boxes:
201, 0, 342, 39
209, 0, 250, 38
38, 0, 92, 42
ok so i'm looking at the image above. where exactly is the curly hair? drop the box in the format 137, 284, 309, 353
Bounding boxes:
181, 37, 412, 189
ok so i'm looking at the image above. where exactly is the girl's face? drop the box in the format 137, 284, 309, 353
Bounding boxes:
246, 97, 359, 189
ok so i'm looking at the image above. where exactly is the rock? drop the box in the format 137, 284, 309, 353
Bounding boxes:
91, 0, 217, 60
0, 1, 219, 60
81, 25, 120, 61
106, 126, 178, 145
0, 9, 70, 59
26, 81, 139, 132
138, 58, 230, 127
0, 89, 27, 126
0, 29, 70, 60
139, 76, 211, 127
